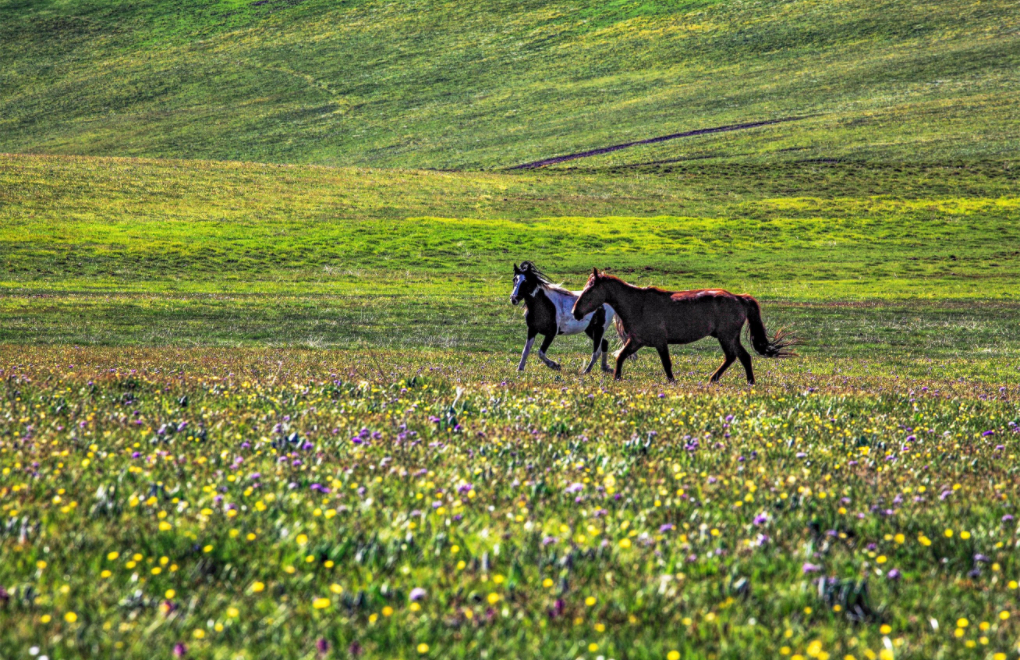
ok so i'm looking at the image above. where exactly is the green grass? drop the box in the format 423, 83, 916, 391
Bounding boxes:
2, 0, 1019, 167
2, 154, 1018, 359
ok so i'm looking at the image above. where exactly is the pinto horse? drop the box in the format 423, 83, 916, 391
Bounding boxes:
572, 269, 795, 383
510, 262, 619, 373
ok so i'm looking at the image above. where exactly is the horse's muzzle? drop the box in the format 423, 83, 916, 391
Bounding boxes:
572, 308, 583, 320
510, 296, 519, 306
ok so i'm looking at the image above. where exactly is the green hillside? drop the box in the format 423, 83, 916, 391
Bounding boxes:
2, 154, 1018, 356
2, 0, 1019, 168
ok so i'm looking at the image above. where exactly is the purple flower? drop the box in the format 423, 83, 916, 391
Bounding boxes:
1002, 514, 1014, 522
886, 568, 901, 580
565, 483, 584, 494
802, 563, 822, 574
753, 513, 768, 526
659, 523, 674, 533
542, 535, 558, 546
409, 588, 427, 602
173, 643, 187, 657
983, 430, 995, 436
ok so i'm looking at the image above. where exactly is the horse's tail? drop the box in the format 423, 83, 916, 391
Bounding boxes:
740, 295, 798, 358
612, 313, 628, 344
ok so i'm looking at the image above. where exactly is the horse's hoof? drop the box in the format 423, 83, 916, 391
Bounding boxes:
601, 366, 614, 373
550, 364, 561, 371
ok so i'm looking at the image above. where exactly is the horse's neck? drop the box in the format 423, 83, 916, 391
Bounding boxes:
602, 280, 643, 320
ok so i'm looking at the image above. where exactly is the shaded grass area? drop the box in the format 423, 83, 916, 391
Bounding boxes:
1, 0, 1018, 167
3, 295, 1020, 368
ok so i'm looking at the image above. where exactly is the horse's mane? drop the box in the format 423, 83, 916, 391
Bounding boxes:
595, 271, 671, 293
520, 261, 572, 295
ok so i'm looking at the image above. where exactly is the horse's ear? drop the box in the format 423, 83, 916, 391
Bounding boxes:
513, 263, 521, 274
591, 267, 600, 280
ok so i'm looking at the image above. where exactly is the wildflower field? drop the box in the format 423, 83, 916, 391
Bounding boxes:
1, 345, 1019, 660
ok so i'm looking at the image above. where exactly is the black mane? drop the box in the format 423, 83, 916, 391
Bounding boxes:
519, 260, 553, 285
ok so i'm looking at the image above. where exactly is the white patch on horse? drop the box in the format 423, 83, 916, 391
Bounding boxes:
543, 288, 593, 335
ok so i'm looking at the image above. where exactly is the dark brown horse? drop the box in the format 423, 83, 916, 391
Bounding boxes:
572, 269, 795, 383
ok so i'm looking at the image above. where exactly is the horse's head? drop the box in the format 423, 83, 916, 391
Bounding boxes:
510, 262, 538, 305
572, 268, 607, 319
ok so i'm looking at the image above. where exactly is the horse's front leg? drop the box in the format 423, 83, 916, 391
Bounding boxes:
614, 339, 641, 380
537, 334, 561, 371
582, 325, 605, 375
600, 338, 613, 372
517, 331, 537, 372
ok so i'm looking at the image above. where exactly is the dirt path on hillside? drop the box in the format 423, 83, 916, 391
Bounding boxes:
507, 116, 807, 170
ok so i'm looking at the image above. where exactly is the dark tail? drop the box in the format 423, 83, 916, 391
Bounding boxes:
740, 295, 798, 358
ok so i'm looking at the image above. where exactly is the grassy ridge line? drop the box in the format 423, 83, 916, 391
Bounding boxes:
2, 154, 1018, 299
1, 0, 1018, 166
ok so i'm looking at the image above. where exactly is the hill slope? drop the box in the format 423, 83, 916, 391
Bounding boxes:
2, 0, 1018, 168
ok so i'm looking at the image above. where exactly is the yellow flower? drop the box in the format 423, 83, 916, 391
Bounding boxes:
944, 529, 953, 538
879, 624, 891, 634
668, 652, 681, 660
227, 607, 239, 618
251, 581, 265, 593
876, 555, 887, 564
417, 643, 429, 654
330, 583, 344, 594
619, 538, 632, 549
1000, 611, 1010, 620
165, 589, 176, 599
487, 593, 500, 605
159, 521, 172, 531
960, 531, 971, 540
382, 606, 393, 617
296, 534, 308, 545
193, 629, 205, 639
957, 618, 969, 628
585, 596, 596, 606
313, 598, 330, 610
107, 551, 119, 561
588, 643, 599, 652
36, 560, 47, 570
64, 611, 78, 623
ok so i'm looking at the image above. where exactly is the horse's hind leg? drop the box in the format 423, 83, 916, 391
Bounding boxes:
735, 340, 755, 385
655, 345, 675, 383
710, 337, 737, 383
600, 338, 612, 372
537, 334, 561, 371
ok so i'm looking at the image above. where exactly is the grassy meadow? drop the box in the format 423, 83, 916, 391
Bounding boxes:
1, 150, 1019, 659
1, 346, 1019, 660
3, 0, 1020, 658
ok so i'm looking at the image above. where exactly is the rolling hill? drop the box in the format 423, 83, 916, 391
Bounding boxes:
2, 0, 1019, 168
